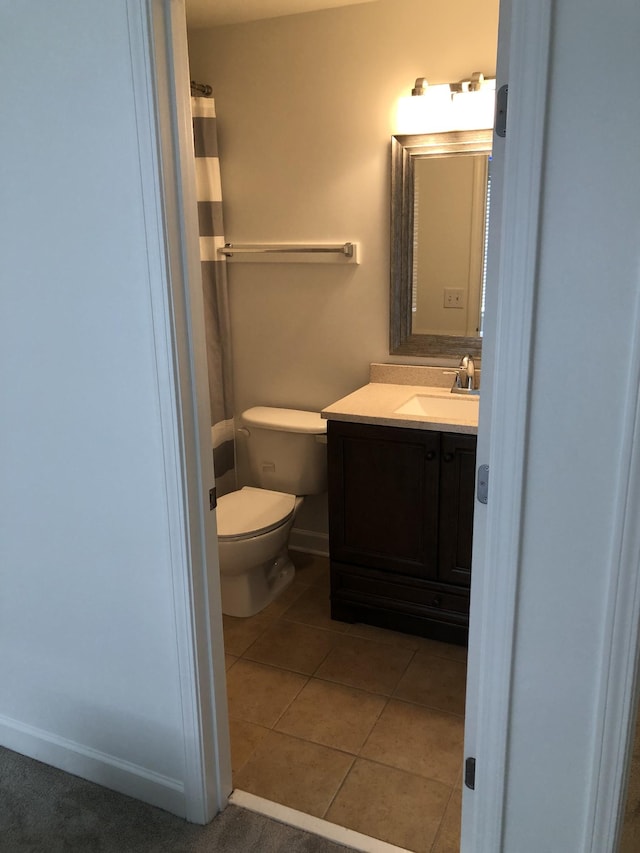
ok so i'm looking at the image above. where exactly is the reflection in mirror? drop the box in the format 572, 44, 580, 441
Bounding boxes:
390, 129, 493, 358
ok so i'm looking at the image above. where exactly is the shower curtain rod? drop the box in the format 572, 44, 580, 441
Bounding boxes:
190, 80, 212, 96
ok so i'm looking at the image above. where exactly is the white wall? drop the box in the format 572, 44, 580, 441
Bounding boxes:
187, 0, 499, 534
0, 0, 188, 813
501, 0, 640, 848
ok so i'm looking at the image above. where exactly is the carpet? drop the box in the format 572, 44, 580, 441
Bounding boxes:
0, 747, 355, 853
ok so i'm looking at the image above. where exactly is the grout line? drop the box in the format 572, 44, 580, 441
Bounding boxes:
321, 754, 357, 820
264, 725, 361, 760
348, 751, 460, 793
357, 693, 392, 758
389, 645, 419, 694
277, 614, 353, 637
429, 783, 458, 853
270, 674, 311, 730
387, 695, 466, 719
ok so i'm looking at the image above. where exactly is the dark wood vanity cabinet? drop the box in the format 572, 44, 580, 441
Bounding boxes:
327, 420, 477, 645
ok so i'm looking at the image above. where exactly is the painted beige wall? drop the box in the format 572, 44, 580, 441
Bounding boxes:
187, 0, 498, 535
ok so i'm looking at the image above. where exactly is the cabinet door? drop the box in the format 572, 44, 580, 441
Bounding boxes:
438, 432, 477, 587
328, 421, 440, 579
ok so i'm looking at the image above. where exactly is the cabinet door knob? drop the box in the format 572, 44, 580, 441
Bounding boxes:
426, 450, 436, 461
431, 596, 442, 608
443, 452, 454, 463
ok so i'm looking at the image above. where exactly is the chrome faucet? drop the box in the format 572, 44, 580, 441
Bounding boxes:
454, 354, 477, 392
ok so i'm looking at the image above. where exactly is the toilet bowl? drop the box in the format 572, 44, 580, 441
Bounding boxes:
215, 407, 327, 618
217, 487, 303, 617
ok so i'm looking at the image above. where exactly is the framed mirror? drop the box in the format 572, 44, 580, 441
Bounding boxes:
390, 129, 493, 358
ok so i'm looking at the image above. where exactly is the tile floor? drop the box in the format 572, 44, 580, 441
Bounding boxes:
223, 551, 467, 853
620, 707, 640, 852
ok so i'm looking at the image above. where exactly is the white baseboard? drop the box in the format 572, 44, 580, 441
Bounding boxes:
289, 527, 329, 557
0, 713, 186, 817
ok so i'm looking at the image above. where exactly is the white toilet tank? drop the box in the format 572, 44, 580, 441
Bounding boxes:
241, 407, 327, 495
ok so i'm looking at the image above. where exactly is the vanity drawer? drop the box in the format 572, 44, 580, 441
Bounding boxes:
331, 562, 469, 617
330, 561, 469, 645
335, 571, 469, 615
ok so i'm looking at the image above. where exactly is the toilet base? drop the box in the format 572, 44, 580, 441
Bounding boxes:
220, 545, 295, 618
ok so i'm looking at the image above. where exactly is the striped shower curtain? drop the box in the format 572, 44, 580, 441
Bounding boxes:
191, 96, 236, 496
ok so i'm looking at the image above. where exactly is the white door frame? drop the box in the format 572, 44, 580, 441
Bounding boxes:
461, 0, 552, 849
147, 0, 640, 846
141, 0, 232, 823
463, 0, 640, 851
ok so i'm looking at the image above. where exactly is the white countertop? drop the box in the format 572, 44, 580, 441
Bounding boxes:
321, 383, 479, 434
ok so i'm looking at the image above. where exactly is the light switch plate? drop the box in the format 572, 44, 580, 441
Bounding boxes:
444, 287, 465, 308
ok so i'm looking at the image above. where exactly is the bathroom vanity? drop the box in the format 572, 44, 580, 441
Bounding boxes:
322, 366, 479, 645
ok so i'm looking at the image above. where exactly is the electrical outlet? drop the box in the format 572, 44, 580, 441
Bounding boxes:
443, 288, 465, 308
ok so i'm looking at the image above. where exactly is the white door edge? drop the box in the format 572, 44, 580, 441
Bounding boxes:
140, 0, 232, 823
461, 0, 552, 850
584, 281, 640, 848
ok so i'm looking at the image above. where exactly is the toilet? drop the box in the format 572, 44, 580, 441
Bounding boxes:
216, 406, 327, 617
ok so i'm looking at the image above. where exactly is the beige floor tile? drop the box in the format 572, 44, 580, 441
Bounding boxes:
360, 700, 464, 785
326, 758, 451, 851
282, 585, 351, 633
226, 659, 307, 727
275, 678, 387, 754
631, 705, 640, 758
225, 654, 238, 670
420, 638, 467, 663
290, 551, 331, 586
432, 788, 462, 853
343, 624, 467, 664
222, 612, 274, 657
243, 619, 341, 675
315, 635, 414, 695
312, 568, 332, 592
260, 574, 310, 619
229, 719, 270, 776
394, 650, 467, 716
347, 622, 428, 651
234, 730, 354, 818
349, 623, 467, 663
620, 748, 640, 853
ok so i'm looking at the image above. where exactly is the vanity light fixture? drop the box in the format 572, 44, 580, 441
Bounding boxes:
395, 72, 496, 135
412, 77, 428, 96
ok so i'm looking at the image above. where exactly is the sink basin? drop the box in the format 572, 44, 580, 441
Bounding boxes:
394, 393, 480, 419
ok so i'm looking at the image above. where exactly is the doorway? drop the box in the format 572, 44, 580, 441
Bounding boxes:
156, 0, 640, 850
171, 0, 503, 849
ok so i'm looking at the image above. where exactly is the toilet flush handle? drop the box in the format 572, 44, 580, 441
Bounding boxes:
237, 427, 250, 438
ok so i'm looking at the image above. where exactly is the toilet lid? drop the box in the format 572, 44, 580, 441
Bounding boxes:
217, 487, 297, 539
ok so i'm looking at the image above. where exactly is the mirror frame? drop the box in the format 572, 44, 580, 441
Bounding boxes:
390, 128, 493, 358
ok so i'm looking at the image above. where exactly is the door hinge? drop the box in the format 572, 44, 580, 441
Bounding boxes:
465, 756, 476, 790
209, 487, 217, 510
477, 464, 489, 504
495, 84, 508, 138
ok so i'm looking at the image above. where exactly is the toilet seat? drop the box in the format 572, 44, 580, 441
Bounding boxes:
217, 486, 296, 541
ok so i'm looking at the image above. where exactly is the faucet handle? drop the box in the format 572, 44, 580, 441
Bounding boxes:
457, 355, 476, 390
459, 354, 475, 371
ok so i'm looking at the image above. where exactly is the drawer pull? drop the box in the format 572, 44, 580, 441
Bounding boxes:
431, 596, 442, 608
